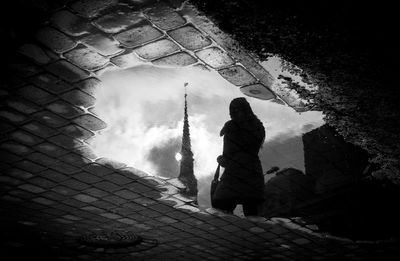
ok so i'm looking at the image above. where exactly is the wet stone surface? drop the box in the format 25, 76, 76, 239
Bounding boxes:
134, 38, 180, 60
46, 60, 90, 83
18, 44, 53, 65
115, 24, 163, 48
69, 0, 119, 18
145, 4, 186, 30
64, 44, 109, 71
35, 27, 77, 54
93, 9, 144, 33
29, 73, 75, 94
195, 47, 235, 69
240, 84, 275, 100
167, 25, 212, 50
219, 65, 257, 86
50, 10, 93, 37
151, 51, 197, 67
81, 34, 123, 56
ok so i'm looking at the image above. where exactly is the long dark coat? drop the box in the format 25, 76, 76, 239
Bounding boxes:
213, 117, 265, 203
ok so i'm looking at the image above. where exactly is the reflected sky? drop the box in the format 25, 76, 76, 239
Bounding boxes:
90, 61, 325, 210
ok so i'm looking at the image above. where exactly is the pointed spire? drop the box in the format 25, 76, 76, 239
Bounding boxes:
178, 82, 198, 198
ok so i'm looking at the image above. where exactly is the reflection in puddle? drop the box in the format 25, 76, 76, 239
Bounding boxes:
91, 64, 324, 211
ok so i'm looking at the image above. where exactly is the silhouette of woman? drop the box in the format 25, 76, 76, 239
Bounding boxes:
213, 97, 265, 216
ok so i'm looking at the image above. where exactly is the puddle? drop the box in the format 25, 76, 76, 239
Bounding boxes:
90, 60, 325, 213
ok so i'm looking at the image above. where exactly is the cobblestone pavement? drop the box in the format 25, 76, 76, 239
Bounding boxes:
1, 0, 399, 260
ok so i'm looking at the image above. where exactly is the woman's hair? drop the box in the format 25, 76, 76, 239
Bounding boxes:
228, 97, 265, 147
229, 97, 255, 119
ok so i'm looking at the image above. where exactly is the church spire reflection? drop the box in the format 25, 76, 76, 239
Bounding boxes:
178, 82, 198, 199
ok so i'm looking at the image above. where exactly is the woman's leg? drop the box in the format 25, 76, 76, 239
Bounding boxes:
242, 201, 260, 216
212, 199, 237, 214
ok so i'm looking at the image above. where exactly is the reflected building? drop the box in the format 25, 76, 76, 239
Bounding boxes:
178, 83, 198, 199
261, 124, 400, 240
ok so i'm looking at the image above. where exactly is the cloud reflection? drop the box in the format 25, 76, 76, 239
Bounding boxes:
90, 64, 325, 208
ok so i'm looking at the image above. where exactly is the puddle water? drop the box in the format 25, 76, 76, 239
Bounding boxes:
90, 60, 325, 214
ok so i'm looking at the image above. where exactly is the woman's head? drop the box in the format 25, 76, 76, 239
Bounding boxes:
229, 97, 254, 121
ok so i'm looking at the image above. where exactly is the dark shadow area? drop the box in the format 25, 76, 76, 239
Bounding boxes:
262, 124, 400, 240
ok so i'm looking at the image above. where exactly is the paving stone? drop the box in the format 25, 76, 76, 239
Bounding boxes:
50, 9, 93, 37
75, 77, 102, 96
93, 181, 121, 192
93, 9, 144, 33
90, 200, 116, 211
59, 124, 94, 140
73, 171, 102, 184
38, 170, 67, 183
0, 141, 33, 155
0, 109, 27, 123
146, 3, 186, 30
69, 0, 118, 18
63, 214, 82, 221
134, 38, 180, 60
95, 157, 127, 170
10, 130, 43, 145
72, 145, 98, 160
92, 63, 118, 76
240, 83, 275, 100
152, 51, 197, 67
24, 155, 54, 172
72, 114, 107, 131
19, 184, 45, 194
83, 187, 109, 198
5, 98, 41, 114
195, 47, 235, 69
29, 73, 75, 94
50, 184, 78, 196
32, 110, 69, 127
1, 150, 22, 163
100, 212, 121, 219
17, 85, 56, 105
114, 189, 141, 200
46, 100, 85, 119
35, 142, 69, 157
81, 205, 104, 214
46, 60, 90, 83
156, 216, 179, 224
0, 175, 23, 186
9, 169, 34, 180
74, 194, 98, 203
81, 34, 123, 56
19, 44, 53, 64
103, 173, 134, 185
35, 27, 77, 53
28, 177, 57, 189
48, 134, 83, 149
83, 163, 113, 177
8, 57, 43, 78
49, 161, 80, 175
64, 44, 109, 71
218, 65, 257, 86
32, 197, 56, 206
61, 89, 96, 108
110, 51, 146, 68
61, 152, 91, 167
168, 25, 211, 50
62, 178, 91, 191
115, 24, 163, 48
103, 195, 128, 205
